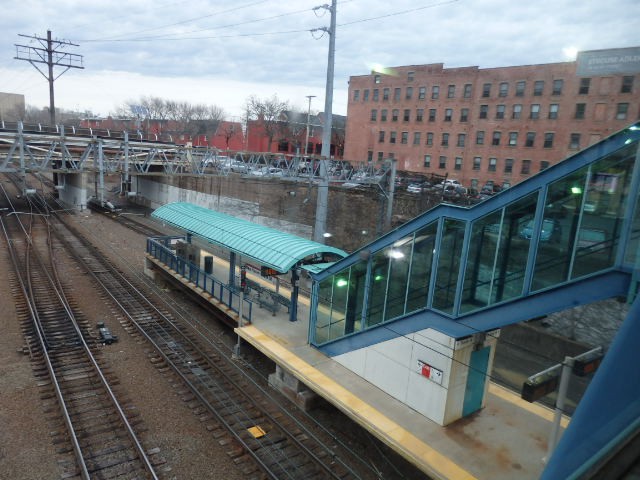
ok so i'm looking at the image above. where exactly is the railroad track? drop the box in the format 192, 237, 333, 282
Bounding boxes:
46, 196, 360, 479
0, 181, 161, 480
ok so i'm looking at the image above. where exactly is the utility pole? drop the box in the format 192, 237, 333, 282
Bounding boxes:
312, 0, 337, 243
304, 95, 316, 157
14, 30, 84, 126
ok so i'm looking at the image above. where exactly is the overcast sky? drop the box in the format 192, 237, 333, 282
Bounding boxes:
0, 0, 638, 120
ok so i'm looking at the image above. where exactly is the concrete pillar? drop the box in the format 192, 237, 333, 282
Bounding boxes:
57, 172, 90, 211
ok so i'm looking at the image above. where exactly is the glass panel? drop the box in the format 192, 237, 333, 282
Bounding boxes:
344, 261, 368, 335
366, 248, 390, 327
406, 222, 438, 312
493, 192, 539, 302
573, 143, 637, 278
433, 218, 466, 314
384, 234, 414, 321
532, 168, 589, 290
315, 276, 334, 344
327, 270, 350, 341
460, 209, 504, 313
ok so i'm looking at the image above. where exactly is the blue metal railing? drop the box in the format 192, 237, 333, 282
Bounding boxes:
146, 237, 252, 322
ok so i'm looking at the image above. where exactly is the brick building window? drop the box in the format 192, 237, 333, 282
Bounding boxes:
549, 104, 559, 119
363, 89, 370, 101
496, 104, 505, 119
621, 76, 634, 93
515, 81, 525, 97
416, 108, 424, 122
476, 131, 485, 145
482, 83, 491, 97
367, 150, 373, 161
426, 132, 434, 145
413, 132, 421, 145
428, 109, 436, 122
504, 158, 514, 174
374, 75, 381, 84
381, 109, 387, 121
544, 132, 554, 148
378, 131, 385, 143
419, 86, 426, 99
392, 109, 399, 121
579, 78, 591, 94
512, 104, 522, 119
455, 157, 463, 170
575, 103, 586, 119
540, 160, 550, 171
444, 108, 453, 121
442, 133, 449, 146
463, 84, 472, 98
499, 82, 508, 97
488, 157, 497, 172
534, 80, 544, 96
509, 132, 518, 146
479, 105, 488, 119
383, 88, 390, 100
370, 109, 377, 121
525, 132, 535, 147
616, 103, 629, 120
394, 88, 401, 101
403, 109, 411, 121
373, 89, 379, 101
530, 104, 540, 119
406, 87, 413, 100
378, 151, 384, 161
353, 90, 360, 101
552, 79, 563, 95
492, 131, 501, 145
439, 156, 447, 169
521, 159, 531, 175
460, 108, 469, 122
401, 131, 408, 144
448, 85, 456, 98
389, 131, 397, 144
457, 133, 466, 147
408, 71, 415, 82
432, 86, 440, 99
473, 157, 481, 170
569, 133, 581, 149
424, 155, 431, 168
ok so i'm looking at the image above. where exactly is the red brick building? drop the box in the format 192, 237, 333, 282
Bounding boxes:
344, 58, 638, 188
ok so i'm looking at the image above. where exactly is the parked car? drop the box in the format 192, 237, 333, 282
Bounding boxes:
229, 161, 249, 173
407, 183, 423, 193
251, 167, 283, 177
519, 218, 562, 242
577, 228, 606, 250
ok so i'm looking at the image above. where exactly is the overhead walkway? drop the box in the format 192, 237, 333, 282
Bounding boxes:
309, 122, 640, 352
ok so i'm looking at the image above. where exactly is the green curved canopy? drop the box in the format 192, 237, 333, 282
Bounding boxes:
151, 202, 347, 273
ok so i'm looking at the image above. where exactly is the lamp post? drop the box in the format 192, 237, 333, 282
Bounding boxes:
304, 95, 316, 157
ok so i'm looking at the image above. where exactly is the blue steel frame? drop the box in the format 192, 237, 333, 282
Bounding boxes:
310, 123, 640, 352
146, 237, 253, 321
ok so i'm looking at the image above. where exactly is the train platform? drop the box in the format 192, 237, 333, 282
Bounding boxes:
147, 250, 569, 480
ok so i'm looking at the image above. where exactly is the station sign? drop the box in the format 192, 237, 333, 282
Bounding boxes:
577, 47, 640, 76
417, 360, 443, 385
260, 266, 281, 278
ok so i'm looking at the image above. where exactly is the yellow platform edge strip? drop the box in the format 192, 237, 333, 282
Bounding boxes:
238, 324, 478, 480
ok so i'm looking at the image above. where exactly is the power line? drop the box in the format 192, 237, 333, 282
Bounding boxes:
14, 30, 84, 125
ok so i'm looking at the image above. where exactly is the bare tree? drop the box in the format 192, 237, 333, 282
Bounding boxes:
219, 122, 239, 150
245, 94, 289, 151
118, 97, 225, 139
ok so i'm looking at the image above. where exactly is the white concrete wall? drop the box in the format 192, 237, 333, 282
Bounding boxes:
335, 328, 500, 426
136, 177, 313, 239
